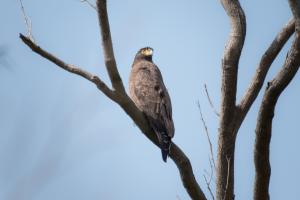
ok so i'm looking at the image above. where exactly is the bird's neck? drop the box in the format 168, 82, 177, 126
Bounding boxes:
134, 55, 153, 63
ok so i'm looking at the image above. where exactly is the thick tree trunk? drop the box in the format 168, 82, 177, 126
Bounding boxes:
19, 0, 300, 199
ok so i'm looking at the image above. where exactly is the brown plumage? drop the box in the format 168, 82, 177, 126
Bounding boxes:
129, 47, 174, 162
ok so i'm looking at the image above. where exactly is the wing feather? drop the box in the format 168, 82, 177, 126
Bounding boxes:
129, 59, 174, 162
129, 61, 174, 138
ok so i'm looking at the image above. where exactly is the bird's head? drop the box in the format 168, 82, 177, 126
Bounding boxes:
134, 47, 153, 62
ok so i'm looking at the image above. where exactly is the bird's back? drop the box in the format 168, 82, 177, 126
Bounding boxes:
129, 48, 174, 161
129, 49, 174, 162
130, 61, 174, 132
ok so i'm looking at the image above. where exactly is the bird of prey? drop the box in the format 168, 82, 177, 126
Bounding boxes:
129, 47, 174, 162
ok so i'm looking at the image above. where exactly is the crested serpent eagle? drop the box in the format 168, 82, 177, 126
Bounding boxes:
129, 47, 174, 162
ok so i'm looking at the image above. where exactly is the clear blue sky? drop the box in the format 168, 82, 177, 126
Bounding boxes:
0, 0, 299, 199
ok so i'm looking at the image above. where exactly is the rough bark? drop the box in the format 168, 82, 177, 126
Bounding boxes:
217, 1, 297, 200
19, 0, 300, 199
96, 0, 125, 93
238, 19, 295, 118
253, 1, 300, 199
19, 34, 116, 101
217, 0, 246, 199
20, 1, 207, 199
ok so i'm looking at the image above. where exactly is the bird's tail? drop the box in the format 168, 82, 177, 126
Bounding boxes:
160, 132, 171, 162
147, 117, 172, 162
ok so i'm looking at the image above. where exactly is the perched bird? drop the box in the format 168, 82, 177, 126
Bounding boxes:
129, 47, 174, 162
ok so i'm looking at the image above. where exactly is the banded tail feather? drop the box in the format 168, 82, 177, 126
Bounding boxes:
148, 118, 172, 162
160, 132, 171, 162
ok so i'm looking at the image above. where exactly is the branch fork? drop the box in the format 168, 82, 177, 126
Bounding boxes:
19, 1, 207, 199
19, 0, 300, 200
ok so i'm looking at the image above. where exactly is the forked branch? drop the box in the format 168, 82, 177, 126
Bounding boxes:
197, 101, 216, 170
19, 0, 34, 41
219, 0, 246, 124
217, 0, 246, 199
96, 0, 125, 93
254, 1, 300, 199
98, 2, 208, 199
19, 34, 116, 101
238, 19, 295, 119
81, 0, 97, 10
19, 0, 207, 199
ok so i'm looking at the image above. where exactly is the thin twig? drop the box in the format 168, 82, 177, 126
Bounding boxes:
222, 156, 231, 200
197, 101, 216, 170
197, 100, 216, 199
19, 0, 34, 41
19, 1, 208, 199
208, 157, 215, 184
80, 0, 97, 10
204, 175, 215, 200
203, 155, 216, 200
204, 84, 220, 117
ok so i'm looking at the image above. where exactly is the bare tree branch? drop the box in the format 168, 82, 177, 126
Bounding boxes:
19, 34, 117, 102
96, 0, 125, 93
208, 158, 215, 184
204, 175, 215, 200
19, 1, 208, 199
219, 0, 246, 121
19, 0, 34, 41
238, 19, 295, 118
222, 156, 231, 200
204, 84, 220, 117
204, 157, 216, 200
81, 0, 97, 10
170, 144, 207, 200
197, 100, 216, 199
254, 1, 300, 199
197, 101, 216, 170
95, 2, 207, 198
217, 0, 246, 199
